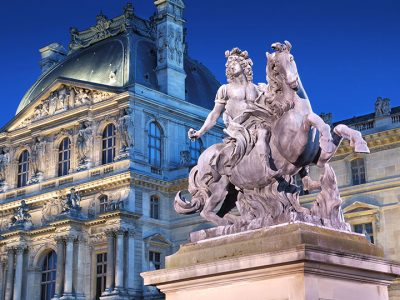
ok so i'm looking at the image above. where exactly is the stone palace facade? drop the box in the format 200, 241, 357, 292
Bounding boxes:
0, 2, 222, 300
0, 1, 400, 300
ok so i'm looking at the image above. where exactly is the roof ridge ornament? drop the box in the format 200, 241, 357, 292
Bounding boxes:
69, 5, 135, 52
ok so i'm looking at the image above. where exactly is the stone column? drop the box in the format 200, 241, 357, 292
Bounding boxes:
4, 249, 14, 300
126, 230, 135, 293
0, 259, 5, 300
104, 230, 115, 294
63, 236, 75, 297
53, 238, 65, 299
13, 247, 24, 300
114, 230, 125, 293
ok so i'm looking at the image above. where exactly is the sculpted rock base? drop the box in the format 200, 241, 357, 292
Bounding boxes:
142, 223, 400, 300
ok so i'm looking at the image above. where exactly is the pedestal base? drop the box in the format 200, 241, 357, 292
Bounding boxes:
142, 223, 400, 300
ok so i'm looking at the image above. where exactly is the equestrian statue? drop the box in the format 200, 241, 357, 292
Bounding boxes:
175, 41, 369, 233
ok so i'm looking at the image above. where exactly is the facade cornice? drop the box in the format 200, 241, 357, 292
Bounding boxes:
0, 167, 131, 211
300, 175, 400, 205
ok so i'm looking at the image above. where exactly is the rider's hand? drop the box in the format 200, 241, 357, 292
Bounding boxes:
188, 128, 200, 141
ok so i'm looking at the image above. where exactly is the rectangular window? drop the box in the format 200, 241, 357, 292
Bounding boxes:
353, 222, 374, 243
96, 253, 107, 299
351, 158, 366, 185
150, 196, 160, 219
149, 251, 161, 270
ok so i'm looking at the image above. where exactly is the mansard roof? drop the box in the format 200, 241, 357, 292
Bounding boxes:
16, 6, 219, 114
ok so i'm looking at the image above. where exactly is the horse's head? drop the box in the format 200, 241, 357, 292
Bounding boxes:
266, 41, 299, 90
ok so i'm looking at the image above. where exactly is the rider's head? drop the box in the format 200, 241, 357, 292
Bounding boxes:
225, 48, 253, 83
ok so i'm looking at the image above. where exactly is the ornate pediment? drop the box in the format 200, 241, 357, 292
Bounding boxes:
144, 233, 172, 248
12, 83, 116, 130
343, 201, 379, 215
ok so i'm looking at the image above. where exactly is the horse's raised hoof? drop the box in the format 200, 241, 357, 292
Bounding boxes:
354, 141, 370, 154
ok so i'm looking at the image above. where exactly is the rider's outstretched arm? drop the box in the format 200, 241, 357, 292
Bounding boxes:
196, 102, 225, 137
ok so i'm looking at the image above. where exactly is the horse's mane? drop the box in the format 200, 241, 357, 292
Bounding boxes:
255, 51, 295, 121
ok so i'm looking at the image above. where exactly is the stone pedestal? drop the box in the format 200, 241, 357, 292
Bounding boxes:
142, 223, 400, 300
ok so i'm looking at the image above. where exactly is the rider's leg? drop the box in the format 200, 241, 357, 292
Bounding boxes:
333, 124, 370, 153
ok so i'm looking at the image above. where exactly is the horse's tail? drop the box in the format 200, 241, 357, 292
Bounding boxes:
174, 165, 209, 214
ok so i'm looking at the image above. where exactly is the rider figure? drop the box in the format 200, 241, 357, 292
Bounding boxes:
189, 48, 274, 176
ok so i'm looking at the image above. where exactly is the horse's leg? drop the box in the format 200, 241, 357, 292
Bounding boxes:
304, 112, 335, 153
200, 176, 231, 226
333, 124, 370, 153
299, 166, 321, 192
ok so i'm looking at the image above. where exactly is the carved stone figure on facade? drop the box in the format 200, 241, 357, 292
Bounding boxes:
9, 200, 32, 230
116, 108, 134, 159
65, 188, 81, 210
76, 121, 93, 169
375, 97, 391, 117
0, 148, 10, 192
175, 42, 370, 238
167, 28, 175, 61
29, 136, 46, 184
157, 29, 167, 64
55, 85, 69, 111
174, 28, 184, 65
74, 87, 91, 106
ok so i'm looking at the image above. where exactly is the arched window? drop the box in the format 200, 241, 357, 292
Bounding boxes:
102, 124, 116, 165
17, 150, 30, 188
148, 122, 161, 167
40, 251, 57, 300
351, 158, 366, 185
150, 195, 160, 219
58, 138, 71, 177
99, 195, 108, 213
189, 139, 202, 165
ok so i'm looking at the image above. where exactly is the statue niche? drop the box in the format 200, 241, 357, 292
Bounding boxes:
175, 42, 370, 238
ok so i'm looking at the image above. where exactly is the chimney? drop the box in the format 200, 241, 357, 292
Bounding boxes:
39, 43, 67, 73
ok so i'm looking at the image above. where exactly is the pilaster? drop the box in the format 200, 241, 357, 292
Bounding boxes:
4, 249, 14, 300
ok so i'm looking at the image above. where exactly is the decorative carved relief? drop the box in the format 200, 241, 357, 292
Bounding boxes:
17, 85, 115, 129
90, 232, 107, 244
42, 195, 66, 224
69, 9, 133, 51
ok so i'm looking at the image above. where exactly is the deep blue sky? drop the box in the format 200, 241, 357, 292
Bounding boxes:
0, 0, 399, 127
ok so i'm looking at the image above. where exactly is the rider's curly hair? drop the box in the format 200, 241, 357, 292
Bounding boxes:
225, 47, 253, 83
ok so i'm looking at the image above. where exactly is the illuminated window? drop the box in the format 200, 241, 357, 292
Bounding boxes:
148, 122, 161, 167
150, 195, 160, 219
102, 124, 116, 164
96, 252, 107, 299
351, 158, 366, 185
17, 150, 30, 188
353, 222, 374, 243
149, 251, 161, 270
58, 138, 71, 177
40, 251, 57, 300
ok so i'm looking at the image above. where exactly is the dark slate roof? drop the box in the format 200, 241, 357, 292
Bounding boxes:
17, 32, 220, 114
